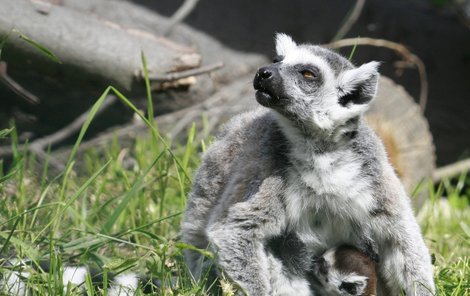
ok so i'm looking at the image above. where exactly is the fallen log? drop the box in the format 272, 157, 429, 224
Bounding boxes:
60, 0, 266, 84
0, 0, 201, 90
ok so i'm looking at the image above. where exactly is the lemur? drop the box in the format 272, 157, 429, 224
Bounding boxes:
309, 245, 377, 296
181, 34, 434, 295
267, 233, 377, 296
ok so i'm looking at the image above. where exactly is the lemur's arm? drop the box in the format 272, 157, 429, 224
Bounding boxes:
377, 209, 435, 296
206, 176, 286, 296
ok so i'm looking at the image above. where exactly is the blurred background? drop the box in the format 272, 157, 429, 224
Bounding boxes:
0, 0, 469, 183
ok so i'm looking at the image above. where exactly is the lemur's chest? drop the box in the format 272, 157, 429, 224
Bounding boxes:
283, 150, 375, 248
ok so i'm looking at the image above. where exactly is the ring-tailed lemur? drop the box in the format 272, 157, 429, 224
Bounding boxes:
309, 245, 377, 296
181, 34, 434, 295
266, 232, 378, 296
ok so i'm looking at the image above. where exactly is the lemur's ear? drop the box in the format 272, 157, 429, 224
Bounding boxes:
275, 33, 297, 56
339, 275, 368, 295
337, 61, 380, 107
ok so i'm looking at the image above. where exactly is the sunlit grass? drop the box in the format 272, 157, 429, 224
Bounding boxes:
417, 180, 470, 295
0, 77, 208, 294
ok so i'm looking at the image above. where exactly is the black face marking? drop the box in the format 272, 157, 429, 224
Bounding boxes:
339, 87, 363, 106
338, 85, 373, 107
339, 281, 358, 295
338, 72, 377, 107
292, 64, 321, 82
254, 64, 286, 107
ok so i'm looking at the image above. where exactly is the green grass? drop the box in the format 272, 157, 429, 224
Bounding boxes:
0, 99, 469, 295
0, 82, 209, 295
417, 180, 470, 295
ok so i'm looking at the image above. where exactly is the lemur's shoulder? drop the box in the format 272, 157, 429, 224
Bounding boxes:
190, 107, 289, 206
215, 107, 279, 143
202, 107, 289, 169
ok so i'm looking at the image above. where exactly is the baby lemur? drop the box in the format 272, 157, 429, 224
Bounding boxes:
309, 245, 377, 296
181, 34, 434, 295
267, 234, 377, 296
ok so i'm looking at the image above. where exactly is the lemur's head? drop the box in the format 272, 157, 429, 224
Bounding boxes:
309, 246, 377, 296
253, 34, 379, 133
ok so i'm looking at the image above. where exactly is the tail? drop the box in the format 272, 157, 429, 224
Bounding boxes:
0, 257, 162, 295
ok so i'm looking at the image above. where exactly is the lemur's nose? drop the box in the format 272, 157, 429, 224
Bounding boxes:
257, 67, 273, 80
254, 65, 278, 91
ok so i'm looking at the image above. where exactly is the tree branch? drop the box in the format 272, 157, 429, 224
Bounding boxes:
325, 37, 428, 112
433, 158, 470, 183
331, 0, 366, 42
164, 0, 201, 36
0, 61, 40, 104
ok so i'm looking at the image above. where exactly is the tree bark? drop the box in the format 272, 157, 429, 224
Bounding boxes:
0, 0, 201, 90
59, 0, 266, 84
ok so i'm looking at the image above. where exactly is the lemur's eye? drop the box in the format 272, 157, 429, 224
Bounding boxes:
272, 55, 284, 63
301, 70, 316, 79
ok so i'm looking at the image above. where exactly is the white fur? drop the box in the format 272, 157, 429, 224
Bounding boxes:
108, 273, 139, 296
267, 254, 312, 296
62, 266, 88, 294
63, 266, 88, 286
275, 33, 297, 56
0, 264, 143, 296
343, 275, 368, 295
275, 33, 336, 93
330, 61, 380, 123
283, 47, 332, 76
327, 272, 368, 295
337, 62, 380, 95
0, 271, 28, 296
285, 145, 374, 219
282, 135, 376, 254
323, 248, 337, 266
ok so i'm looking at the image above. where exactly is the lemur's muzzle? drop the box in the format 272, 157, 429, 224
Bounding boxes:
253, 65, 281, 107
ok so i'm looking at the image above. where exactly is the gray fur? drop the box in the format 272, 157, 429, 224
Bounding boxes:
182, 34, 434, 295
